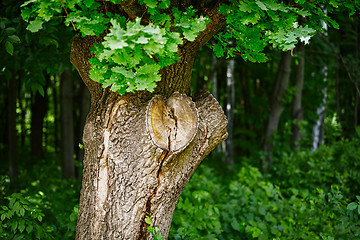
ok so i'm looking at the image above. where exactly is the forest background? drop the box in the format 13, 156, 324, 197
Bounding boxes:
1, 0, 360, 239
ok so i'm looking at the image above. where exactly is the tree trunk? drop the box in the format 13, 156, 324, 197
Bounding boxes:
71, 6, 227, 239
312, 83, 327, 151
52, 75, 59, 153
17, 82, 26, 147
60, 68, 75, 179
30, 76, 48, 158
312, 12, 328, 151
262, 51, 292, 171
226, 58, 235, 165
8, 74, 18, 182
76, 80, 90, 178
355, 13, 359, 129
291, 43, 305, 148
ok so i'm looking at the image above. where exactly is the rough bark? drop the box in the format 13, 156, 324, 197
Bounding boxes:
291, 43, 305, 148
71, 3, 227, 239
60, 68, 75, 179
262, 51, 292, 171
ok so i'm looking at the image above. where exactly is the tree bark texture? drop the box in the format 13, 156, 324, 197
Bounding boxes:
262, 51, 292, 170
291, 43, 305, 148
60, 68, 75, 179
71, 3, 227, 239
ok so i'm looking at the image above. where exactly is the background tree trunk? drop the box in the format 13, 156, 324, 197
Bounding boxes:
30, 75, 48, 158
262, 51, 292, 171
60, 68, 75, 179
8, 74, 18, 182
76, 81, 90, 178
226, 58, 235, 165
291, 43, 305, 148
355, 13, 359, 129
312, 13, 328, 151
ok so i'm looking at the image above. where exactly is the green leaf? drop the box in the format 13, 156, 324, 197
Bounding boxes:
8, 35, 21, 44
11, 220, 18, 232
5, 27, 16, 34
84, 0, 95, 8
69, 212, 77, 222
26, 224, 33, 234
26, 18, 43, 32
18, 219, 25, 233
256, 1, 268, 10
5, 41, 14, 55
145, 216, 153, 225
183, 29, 197, 41
19, 207, 25, 217
347, 202, 358, 211
143, 0, 158, 8
20, 0, 37, 8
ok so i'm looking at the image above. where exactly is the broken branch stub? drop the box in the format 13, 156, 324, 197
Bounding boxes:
146, 92, 198, 153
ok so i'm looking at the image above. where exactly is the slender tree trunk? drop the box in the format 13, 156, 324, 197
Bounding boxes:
211, 54, 219, 100
262, 51, 292, 171
355, 13, 359, 129
76, 81, 90, 178
312, 12, 328, 151
312, 82, 327, 151
71, 6, 227, 239
53, 75, 59, 153
226, 58, 235, 165
291, 43, 305, 148
60, 68, 75, 179
30, 76, 48, 158
17, 83, 26, 147
240, 66, 252, 129
8, 74, 18, 182
336, 61, 341, 126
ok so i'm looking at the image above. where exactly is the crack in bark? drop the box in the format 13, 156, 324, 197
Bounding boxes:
138, 150, 169, 240
197, 126, 208, 154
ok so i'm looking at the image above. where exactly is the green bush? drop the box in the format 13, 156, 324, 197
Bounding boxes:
0, 191, 52, 239
0, 154, 80, 240
170, 138, 360, 239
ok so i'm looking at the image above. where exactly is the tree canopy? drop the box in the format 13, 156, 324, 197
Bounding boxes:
20, 0, 359, 94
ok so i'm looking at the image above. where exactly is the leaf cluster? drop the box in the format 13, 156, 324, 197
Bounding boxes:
145, 215, 164, 240
0, 191, 52, 240
0, 17, 21, 56
21, 0, 209, 94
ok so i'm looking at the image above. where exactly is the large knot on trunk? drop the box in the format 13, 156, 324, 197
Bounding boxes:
146, 92, 198, 153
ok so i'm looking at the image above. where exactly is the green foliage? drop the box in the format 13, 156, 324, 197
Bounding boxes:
0, 191, 52, 239
21, 0, 209, 94
212, 0, 317, 61
0, 17, 21, 56
0, 153, 80, 240
170, 138, 360, 239
145, 215, 163, 240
